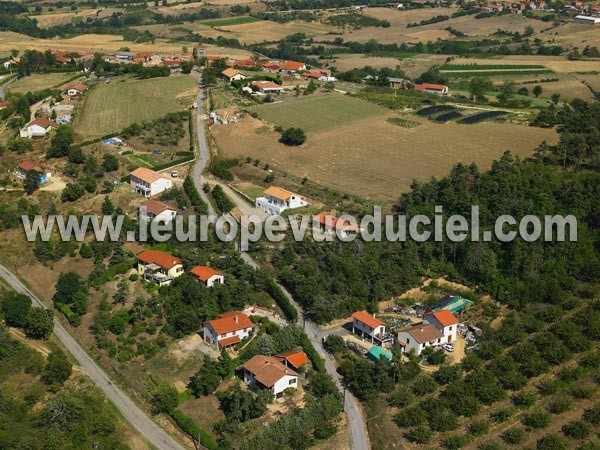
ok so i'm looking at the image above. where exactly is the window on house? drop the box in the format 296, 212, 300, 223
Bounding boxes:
406, 338, 410, 344
289, 378, 296, 385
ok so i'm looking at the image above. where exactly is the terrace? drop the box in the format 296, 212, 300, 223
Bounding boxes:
142, 263, 173, 286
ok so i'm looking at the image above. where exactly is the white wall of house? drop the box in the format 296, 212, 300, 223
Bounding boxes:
205, 274, 225, 288
130, 176, 173, 197
352, 318, 385, 340
142, 208, 177, 223
20, 124, 49, 138
203, 324, 252, 349
137, 262, 183, 282
424, 316, 458, 343
272, 373, 298, 397
397, 331, 444, 356
255, 193, 307, 214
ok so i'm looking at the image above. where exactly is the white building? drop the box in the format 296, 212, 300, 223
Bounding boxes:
140, 199, 177, 223
351, 311, 392, 345
20, 118, 57, 138
203, 312, 253, 350
574, 15, 600, 24
313, 213, 362, 238
242, 355, 299, 399
17, 160, 52, 183
423, 310, 459, 343
397, 324, 443, 356
190, 266, 224, 287
221, 68, 247, 82
130, 167, 173, 197
255, 186, 308, 215
136, 250, 184, 286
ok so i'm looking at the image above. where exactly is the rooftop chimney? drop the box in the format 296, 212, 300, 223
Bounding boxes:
234, 315, 238, 324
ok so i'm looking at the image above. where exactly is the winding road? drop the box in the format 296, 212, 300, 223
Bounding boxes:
0, 264, 186, 450
191, 70, 370, 450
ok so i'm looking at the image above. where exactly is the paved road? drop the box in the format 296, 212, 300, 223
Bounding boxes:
191, 71, 370, 450
0, 264, 186, 450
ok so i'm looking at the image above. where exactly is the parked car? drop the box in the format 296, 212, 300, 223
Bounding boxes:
152, 149, 163, 155
443, 343, 454, 352
171, 171, 178, 178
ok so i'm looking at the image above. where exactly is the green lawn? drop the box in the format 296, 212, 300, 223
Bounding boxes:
250, 94, 389, 133
200, 16, 260, 27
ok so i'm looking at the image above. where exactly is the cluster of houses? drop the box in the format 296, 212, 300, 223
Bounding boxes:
350, 302, 465, 359
474, 0, 600, 18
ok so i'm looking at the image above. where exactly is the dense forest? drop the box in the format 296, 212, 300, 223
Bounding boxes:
271, 100, 600, 324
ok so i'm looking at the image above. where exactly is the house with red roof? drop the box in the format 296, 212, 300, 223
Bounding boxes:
423, 309, 459, 343
190, 266, 224, 287
242, 355, 299, 398
280, 60, 306, 73
17, 160, 52, 182
250, 80, 284, 94
140, 200, 177, 223
313, 213, 362, 238
275, 350, 309, 371
414, 83, 449, 94
351, 311, 392, 345
61, 81, 89, 97
130, 167, 173, 197
19, 118, 58, 139
136, 250, 183, 285
203, 312, 253, 350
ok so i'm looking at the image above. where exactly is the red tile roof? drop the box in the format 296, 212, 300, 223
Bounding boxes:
28, 118, 57, 129
251, 80, 283, 90
219, 335, 241, 347
281, 61, 306, 71
190, 265, 223, 282
427, 310, 459, 327
0, 101, 9, 108
276, 350, 308, 369
136, 250, 182, 270
142, 200, 176, 215
18, 160, 49, 172
130, 167, 165, 184
352, 311, 385, 329
243, 355, 298, 388
313, 213, 359, 232
205, 312, 253, 335
414, 83, 448, 92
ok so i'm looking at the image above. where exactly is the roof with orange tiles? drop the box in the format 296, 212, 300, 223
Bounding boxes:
263, 186, 297, 201
190, 266, 223, 282
27, 118, 57, 129
205, 312, 253, 335
222, 68, 242, 78
251, 80, 283, 90
243, 355, 299, 388
425, 310, 459, 327
281, 61, 306, 71
18, 160, 50, 172
142, 200, 176, 216
136, 250, 182, 270
313, 213, 360, 231
130, 167, 165, 184
352, 311, 385, 329
218, 335, 241, 347
275, 350, 308, 369
414, 83, 448, 91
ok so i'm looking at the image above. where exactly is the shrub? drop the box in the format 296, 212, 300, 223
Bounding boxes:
523, 410, 551, 429
170, 409, 218, 450
537, 434, 568, 450
405, 425, 432, 444
279, 127, 306, 146
442, 434, 470, 450
469, 419, 490, 436
583, 403, 600, 425
547, 396, 572, 414
129, 274, 138, 281
501, 426, 527, 444
562, 421, 591, 439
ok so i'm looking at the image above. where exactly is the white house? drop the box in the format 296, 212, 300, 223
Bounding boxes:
130, 167, 173, 197
423, 310, 459, 343
140, 199, 177, 223
414, 83, 449, 94
313, 213, 362, 238
17, 160, 52, 183
250, 80, 284, 94
203, 312, 253, 350
136, 249, 184, 286
190, 265, 224, 287
19, 118, 57, 138
280, 61, 307, 73
255, 186, 308, 215
574, 15, 600, 24
351, 311, 392, 345
61, 81, 89, 97
397, 323, 443, 356
242, 355, 299, 399
221, 68, 246, 82
3, 57, 20, 70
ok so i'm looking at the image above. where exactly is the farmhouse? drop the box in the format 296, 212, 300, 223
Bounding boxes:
280, 61, 307, 73
414, 83, 449, 94
574, 14, 600, 24
255, 186, 308, 214
140, 200, 177, 223
351, 311, 393, 345
389, 77, 411, 89
221, 68, 246, 82
203, 312, 253, 350
136, 250, 183, 286
250, 81, 284, 94
275, 350, 309, 371
242, 355, 299, 399
397, 323, 444, 356
19, 118, 57, 139
3, 57, 20, 69
129, 167, 173, 197
190, 266, 224, 287
423, 310, 459, 343
302, 71, 325, 80
61, 81, 89, 97
16, 160, 52, 182
313, 213, 362, 238
0, 101, 9, 110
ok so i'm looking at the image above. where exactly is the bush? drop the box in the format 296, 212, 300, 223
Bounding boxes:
279, 127, 306, 146
501, 426, 527, 444
547, 396, 572, 414
523, 410, 551, 429
583, 403, 600, 425
562, 421, 591, 439
469, 419, 490, 436
129, 274, 138, 282
442, 434, 470, 450
170, 410, 218, 450
405, 425, 432, 444
537, 434, 568, 450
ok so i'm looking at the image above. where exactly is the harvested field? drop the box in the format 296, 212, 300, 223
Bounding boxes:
544, 22, 600, 49
450, 56, 600, 73
214, 94, 558, 201
74, 75, 196, 139
7, 72, 78, 93
329, 54, 412, 72
29, 8, 118, 27
517, 74, 596, 101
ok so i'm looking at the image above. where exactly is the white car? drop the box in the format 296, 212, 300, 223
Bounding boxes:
443, 343, 454, 352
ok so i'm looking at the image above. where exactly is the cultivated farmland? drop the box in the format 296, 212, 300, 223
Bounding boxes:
214, 94, 558, 201
74, 75, 196, 140
7, 72, 78, 93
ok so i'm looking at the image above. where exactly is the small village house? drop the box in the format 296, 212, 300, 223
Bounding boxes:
574, 14, 600, 24
250, 80, 284, 94
136, 250, 183, 286
423, 310, 459, 343
190, 266, 225, 287
397, 323, 443, 356
3, 57, 20, 70
351, 311, 393, 345
414, 83, 449, 94
280, 61, 307, 73
203, 312, 253, 350
17, 160, 52, 183
275, 350, 309, 371
221, 68, 246, 82
255, 186, 308, 215
20, 118, 57, 139
313, 213, 362, 238
242, 355, 299, 399
129, 167, 173, 197
61, 81, 89, 97
140, 200, 177, 223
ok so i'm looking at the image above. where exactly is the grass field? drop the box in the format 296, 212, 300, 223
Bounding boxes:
444, 69, 554, 77
250, 94, 388, 133
7, 72, 78, 93
215, 93, 558, 201
74, 75, 196, 139
440, 64, 547, 70
200, 16, 260, 26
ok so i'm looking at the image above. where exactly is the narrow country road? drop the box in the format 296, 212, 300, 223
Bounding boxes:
191, 70, 370, 450
0, 264, 186, 450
